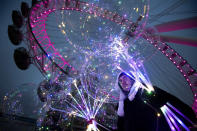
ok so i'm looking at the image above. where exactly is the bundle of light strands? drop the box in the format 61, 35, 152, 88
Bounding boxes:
160, 102, 194, 131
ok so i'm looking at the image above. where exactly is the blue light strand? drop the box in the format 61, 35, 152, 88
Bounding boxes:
161, 105, 176, 131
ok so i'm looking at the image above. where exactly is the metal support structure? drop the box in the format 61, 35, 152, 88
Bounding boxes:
153, 16, 197, 33
160, 35, 197, 47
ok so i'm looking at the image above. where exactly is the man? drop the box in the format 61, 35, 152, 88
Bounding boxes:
116, 72, 196, 131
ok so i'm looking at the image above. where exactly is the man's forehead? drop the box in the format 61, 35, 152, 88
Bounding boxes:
120, 74, 129, 78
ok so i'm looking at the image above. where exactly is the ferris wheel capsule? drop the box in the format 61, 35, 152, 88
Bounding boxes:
21, 2, 29, 18
13, 47, 31, 70
12, 10, 23, 28
8, 25, 23, 45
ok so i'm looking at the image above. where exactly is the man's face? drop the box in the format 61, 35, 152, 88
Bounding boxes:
119, 74, 133, 92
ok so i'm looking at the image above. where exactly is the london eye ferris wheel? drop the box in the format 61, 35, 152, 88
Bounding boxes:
7, 0, 197, 130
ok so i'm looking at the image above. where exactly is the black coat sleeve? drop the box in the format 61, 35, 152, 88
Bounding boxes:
117, 116, 125, 131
